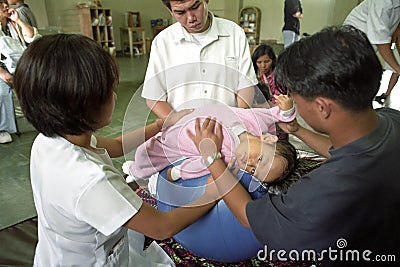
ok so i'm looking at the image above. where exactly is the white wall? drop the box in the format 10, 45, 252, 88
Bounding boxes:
27, 0, 362, 48
24, 0, 48, 27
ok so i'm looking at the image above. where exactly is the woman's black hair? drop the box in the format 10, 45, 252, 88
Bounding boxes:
251, 44, 277, 76
14, 34, 119, 137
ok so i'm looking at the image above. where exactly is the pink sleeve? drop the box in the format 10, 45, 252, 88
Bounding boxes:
129, 135, 174, 179
267, 106, 297, 122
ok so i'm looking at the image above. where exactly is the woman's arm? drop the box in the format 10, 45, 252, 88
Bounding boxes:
95, 119, 163, 158
96, 109, 193, 158
125, 184, 218, 240
0, 68, 13, 85
8, 8, 34, 38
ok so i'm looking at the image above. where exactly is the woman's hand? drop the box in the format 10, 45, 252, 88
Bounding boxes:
161, 109, 193, 130
0, 70, 13, 86
7, 8, 20, 23
187, 117, 223, 159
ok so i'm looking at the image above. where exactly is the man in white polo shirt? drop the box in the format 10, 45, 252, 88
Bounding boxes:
142, 0, 258, 120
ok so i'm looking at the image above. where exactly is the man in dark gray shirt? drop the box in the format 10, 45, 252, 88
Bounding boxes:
190, 25, 400, 266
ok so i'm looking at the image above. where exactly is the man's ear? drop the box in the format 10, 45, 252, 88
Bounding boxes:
314, 97, 332, 119
262, 133, 278, 144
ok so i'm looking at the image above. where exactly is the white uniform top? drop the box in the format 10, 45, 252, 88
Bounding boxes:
344, 0, 400, 46
31, 134, 151, 266
142, 13, 258, 111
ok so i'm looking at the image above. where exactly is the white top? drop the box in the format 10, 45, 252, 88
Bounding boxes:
344, 0, 400, 45
142, 13, 258, 111
31, 134, 145, 266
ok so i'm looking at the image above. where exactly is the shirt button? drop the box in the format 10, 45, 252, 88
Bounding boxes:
204, 90, 207, 94
202, 69, 206, 74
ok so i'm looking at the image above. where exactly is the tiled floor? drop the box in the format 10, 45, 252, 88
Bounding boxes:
0, 55, 151, 229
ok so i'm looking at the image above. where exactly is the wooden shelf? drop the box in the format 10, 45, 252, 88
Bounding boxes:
239, 6, 261, 45
78, 7, 115, 54
120, 27, 146, 57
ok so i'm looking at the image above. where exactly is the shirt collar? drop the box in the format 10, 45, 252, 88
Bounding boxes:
172, 12, 230, 43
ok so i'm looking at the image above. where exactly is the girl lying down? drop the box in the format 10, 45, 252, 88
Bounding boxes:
125, 95, 297, 185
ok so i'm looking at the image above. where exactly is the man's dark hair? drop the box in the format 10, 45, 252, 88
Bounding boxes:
161, 0, 183, 10
14, 34, 119, 137
275, 25, 383, 112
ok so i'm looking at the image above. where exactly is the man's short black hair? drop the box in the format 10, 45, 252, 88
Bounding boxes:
275, 25, 383, 112
14, 34, 119, 137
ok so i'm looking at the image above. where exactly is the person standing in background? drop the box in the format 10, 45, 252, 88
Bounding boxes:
142, 0, 257, 120
0, 0, 39, 144
282, 0, 303, 49
8, 0, 37, 28
376, 25, 400, 105
343, 0, 400, 105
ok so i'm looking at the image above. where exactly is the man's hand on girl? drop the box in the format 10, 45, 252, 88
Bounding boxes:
187, 117, 223, 160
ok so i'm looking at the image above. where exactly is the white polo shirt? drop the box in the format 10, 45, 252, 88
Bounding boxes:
344, 0, 400, 45
31, 134, 147, 266
142, 13, 258, 111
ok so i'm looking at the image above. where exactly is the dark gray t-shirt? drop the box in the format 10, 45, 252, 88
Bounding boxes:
246, 108, 400, 264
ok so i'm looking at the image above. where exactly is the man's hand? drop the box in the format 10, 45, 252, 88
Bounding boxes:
187, 117, 223, 159
278, 119, 300, 134
274, 94, 293, 111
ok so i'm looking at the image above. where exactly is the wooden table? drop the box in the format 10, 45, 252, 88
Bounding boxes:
120, 27, 146, 57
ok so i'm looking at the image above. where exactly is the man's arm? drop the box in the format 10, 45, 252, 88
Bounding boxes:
146, 99, 174, 120
377, 43, 400, 74
278, 120, 331, 158
237, 86, 255, 109
95, 119, 163, 158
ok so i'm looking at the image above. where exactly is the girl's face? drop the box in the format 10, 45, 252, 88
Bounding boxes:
256, 54, 273, 75
235, 136, 287, 183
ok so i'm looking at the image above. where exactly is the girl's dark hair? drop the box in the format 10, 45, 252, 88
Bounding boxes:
274, 140, 298, 183
251, 44, 277, 75
14, 34, 119, 137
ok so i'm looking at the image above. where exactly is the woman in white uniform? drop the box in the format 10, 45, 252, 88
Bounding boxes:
14, 34, 216, 267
